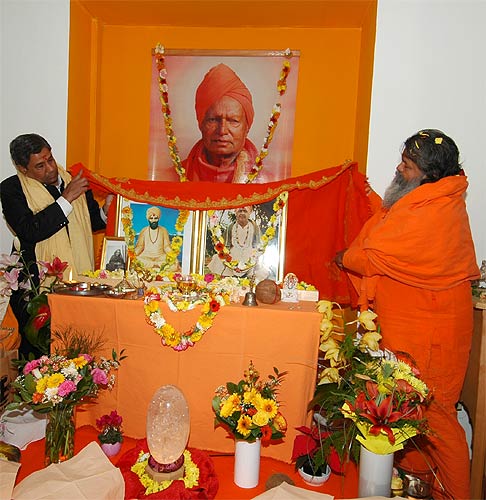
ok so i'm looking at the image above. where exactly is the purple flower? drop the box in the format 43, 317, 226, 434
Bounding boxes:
92, 368, 108, 385
57, 380, 77, 397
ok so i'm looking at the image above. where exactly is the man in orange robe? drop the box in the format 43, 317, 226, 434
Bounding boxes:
183, 63, 264, 183
335, 129, 479, 499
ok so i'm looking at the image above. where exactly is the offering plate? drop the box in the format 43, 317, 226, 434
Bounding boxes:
54, 282, 111, 296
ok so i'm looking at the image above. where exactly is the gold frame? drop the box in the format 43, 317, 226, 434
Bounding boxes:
113, 195, 198, 274
100, 236, 128, 271
196, 199, 287, 283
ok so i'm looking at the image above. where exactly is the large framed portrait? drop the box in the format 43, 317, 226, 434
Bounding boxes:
115, 196, 196, 274
197, 197, 287, 283
100, 237, 127, 272
148, 48, 300, 184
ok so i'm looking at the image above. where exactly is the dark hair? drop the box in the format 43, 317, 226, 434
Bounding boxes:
10, 133, 51, 168
402, 129, 462, 184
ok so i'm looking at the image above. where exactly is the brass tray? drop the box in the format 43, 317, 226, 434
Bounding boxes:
53, 283, 111, 296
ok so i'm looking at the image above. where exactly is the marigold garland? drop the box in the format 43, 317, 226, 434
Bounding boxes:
131, 450, 199, 495
207, 191, 288, 273
144, 283, 230, 351
154, 43, 293, 185
121, 204, 190, 274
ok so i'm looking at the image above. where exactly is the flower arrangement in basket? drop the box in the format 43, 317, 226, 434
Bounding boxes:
8, 329, 126, 465
212, 361, 287, 444
307, 300, 431, 468
97, 410, 123, 444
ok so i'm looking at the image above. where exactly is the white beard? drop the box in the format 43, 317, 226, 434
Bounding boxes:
383, 172, 423, 209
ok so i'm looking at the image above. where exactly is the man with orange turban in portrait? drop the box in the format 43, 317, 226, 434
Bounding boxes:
183, 64, 262, 183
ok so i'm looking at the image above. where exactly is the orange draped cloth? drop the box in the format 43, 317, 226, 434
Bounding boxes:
343, 176, 480, 500
72, 162, 371, 304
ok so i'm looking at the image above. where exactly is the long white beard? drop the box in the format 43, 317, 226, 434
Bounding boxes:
383, 172, 423, 209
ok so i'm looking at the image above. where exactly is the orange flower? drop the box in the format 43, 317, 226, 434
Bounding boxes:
260, 425, 273, 445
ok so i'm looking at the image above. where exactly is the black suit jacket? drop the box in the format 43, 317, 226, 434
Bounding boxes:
0, 174, 106, 286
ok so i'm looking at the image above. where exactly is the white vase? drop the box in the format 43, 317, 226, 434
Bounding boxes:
234, 439, 261, 488
100, 441, 122, 457
358, 445, 394, 497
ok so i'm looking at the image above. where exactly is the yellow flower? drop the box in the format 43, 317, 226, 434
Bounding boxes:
252, 411, 270, 427
36, 377, 48, 394
220, 394, 241, 417
236, 415, 253, 436
47, 373, 65, 388
359, 330, 382, 352
144, 301, 159, 314
273, 412, 287, 432
358, 310, 378, 330
243, 388, 260, 406
197, 314, 213, 329
319, 318, 334, 340
190, 330, 203, 342
72, 356, 88, 369
317, 300, 334, 320
318, 367, 340, 385
320, 338, 340, 363
260, 398, 278, 420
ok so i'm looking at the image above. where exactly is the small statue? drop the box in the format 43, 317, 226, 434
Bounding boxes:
281, 273, 299, 303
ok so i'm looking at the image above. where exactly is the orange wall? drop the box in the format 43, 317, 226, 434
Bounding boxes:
68, 6, 376, 180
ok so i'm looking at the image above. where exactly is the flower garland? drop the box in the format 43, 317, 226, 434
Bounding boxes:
131, 450, 199, 495
154, 43, 293, 184
144, 283, 230, 351
121, 204, 190, 274
207, 191, 288, 273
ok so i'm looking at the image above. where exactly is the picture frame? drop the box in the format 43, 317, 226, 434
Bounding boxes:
148, 49, 300, 183
114, 196, 196, 274
197, 197, 288, 283
100, 237, 128, 272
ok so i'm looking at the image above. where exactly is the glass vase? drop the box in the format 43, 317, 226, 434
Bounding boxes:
45, 404, 75, 466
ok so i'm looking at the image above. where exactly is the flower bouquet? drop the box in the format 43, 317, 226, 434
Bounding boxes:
8, 340, 125, 465
212, 361, 287, 444
0, 251, 68, 355
309, 300, 430, 464
212, 361, 287, 488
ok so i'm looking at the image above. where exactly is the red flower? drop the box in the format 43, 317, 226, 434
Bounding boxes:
260, 425, 273, 445
215, 242, 224, 252
225, 254, 232, 262
209, 300, 220, 313
32, 304, 51, 330
43, 257, 68, 279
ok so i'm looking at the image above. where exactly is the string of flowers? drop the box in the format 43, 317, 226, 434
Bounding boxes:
121, 204, 190, 274
207, 191, 288, 273
154, 43, 293, 185
143, 278, 231, 351
131, 450, 199, 495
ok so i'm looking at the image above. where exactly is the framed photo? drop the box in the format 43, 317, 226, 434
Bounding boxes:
197, 197, 287, 282
101, 237, 128, 272
114, 196, 196, 274
148, 49, 300, 183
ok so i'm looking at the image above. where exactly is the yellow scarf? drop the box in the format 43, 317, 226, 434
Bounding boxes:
17, 166, 95, 279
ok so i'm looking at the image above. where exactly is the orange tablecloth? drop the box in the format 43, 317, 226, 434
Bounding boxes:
15, 426, 360, 499
48, 295, 321, 462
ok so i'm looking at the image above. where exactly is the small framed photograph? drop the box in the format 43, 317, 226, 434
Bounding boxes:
114, 196, 196, 274
101, 237, 128, 271
198, 197, 287, 282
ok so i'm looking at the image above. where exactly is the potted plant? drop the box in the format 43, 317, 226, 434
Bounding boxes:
96, 410, 124, 457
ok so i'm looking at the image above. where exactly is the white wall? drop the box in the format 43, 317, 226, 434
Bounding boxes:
367, 0, 486, 266
0, 0, 70, 254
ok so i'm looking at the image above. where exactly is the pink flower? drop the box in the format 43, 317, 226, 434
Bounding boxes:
204, 274, 215, 283
57, 380, 77, 397
92, 368, 108, 385
23, 359, 41, 375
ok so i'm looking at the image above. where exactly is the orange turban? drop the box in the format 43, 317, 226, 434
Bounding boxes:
146, 206, 161, 219
195, 64, 254, 128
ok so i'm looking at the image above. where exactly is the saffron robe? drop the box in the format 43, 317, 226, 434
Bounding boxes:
343, 175, 479, 500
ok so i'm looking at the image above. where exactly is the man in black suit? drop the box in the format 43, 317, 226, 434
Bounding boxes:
0, 133, 113, 358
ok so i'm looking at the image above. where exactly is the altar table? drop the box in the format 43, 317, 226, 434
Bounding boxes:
48, 294, 321, 462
